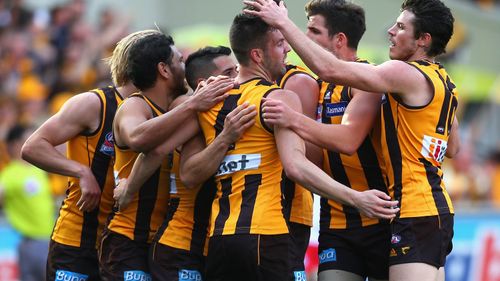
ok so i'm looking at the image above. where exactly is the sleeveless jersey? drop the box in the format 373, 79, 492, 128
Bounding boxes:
381, 60, 457, 218
107, 93, 170, 243
52, 86, 122, 248
277, 64, 315, 227
198, 78, 288, 236
154, 150, 216, 254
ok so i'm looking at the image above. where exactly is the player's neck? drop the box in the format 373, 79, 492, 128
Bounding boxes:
237, 65, 273, 84
116, 83, 137, 99
141, 84, 169, 112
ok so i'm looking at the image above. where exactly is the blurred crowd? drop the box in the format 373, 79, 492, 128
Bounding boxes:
0, 0, 499, 210
0, 0, 129, 196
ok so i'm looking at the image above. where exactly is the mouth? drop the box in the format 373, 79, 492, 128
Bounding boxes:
389, 38, 396, 48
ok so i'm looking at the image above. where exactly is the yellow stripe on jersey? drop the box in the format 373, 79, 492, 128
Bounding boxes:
107, 93, 170, 243
198, 78, 288, 236
52, 86, 122, 248
155, 151, 215, 253
381, 60, 456, 218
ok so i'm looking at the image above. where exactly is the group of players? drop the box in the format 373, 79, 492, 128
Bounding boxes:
20, 0, 459, 280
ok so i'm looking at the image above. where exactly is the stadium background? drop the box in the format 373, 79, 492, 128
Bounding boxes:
0, 0, 499, 280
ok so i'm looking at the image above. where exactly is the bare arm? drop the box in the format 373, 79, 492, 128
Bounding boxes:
263, 88, 382, 155
122, 76, 234, 152
270, 90, 398, 219
446, 116, 460, 158
243, 0, 421, 97
21, 92, 102, 211
180, 103, 257, 188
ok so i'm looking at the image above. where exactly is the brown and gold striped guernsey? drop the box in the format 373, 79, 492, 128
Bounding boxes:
52, 86, 122, 248
381, 60, 456, 218
198, 78, 289, 236
154, 150, 216, 254
277, 64, 315, 227
107, 93, 170, 243
318, 59, 388, 230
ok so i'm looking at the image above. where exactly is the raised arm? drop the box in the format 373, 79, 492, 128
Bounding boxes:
180, 103, 257, 188
263, 88, 382, 155
243, 0, 421, 96
21, 92, 102, 211
269, 90, 398, 219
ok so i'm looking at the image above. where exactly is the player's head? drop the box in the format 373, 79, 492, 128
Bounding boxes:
126, 32, 187, 95
305, 0, 365, 51
401, 0, 454, 57
105, 29, 162, 87
388, 0, 454, 60
230, 11, 290, 80
185, 46, 238, 89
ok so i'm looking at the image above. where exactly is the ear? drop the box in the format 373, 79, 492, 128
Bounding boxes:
157, 62, 171, 79
335, 32, 348, 49
417, 32, 432, 50
249, 48, 264, 64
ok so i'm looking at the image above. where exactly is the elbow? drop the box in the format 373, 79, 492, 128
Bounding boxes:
179, 171, 198, 189
316, 65, 338, 83
128, 137, 151, 153
21, 140, 35, 163
283, 161, 304, 184
446, 145, 460, 159
338, 143, 358, 156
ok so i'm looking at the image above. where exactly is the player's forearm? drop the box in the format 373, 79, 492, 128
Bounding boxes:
285, 155, 356, 206
125, 152, 163, 197
180, 137, 232, 188
21, 138, 89, 178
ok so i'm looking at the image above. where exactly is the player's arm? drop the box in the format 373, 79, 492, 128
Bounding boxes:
114, 95, 203, 209
446, 116, 460, 158
21, 92, 102, 211
263, 88, 382, 155
282, 73, 322, 165
269, 90, 398, 219
243, 0, 421, 96
124, 76, 234, 152
180, 103, 257, 188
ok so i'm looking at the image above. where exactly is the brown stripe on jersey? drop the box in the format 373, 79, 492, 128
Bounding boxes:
383, 98, 403, 218
81, 87, 118, 248
419, 158, 450, 215
213, 177, 233, 236
134, 168, 161, 243
235, 174, 262, 234
154, 197, 180, 243
281, 173, 295, 222
434, 71, 453, 135
319, 197, 331, 230
357, 137, 387, 193
190, 178, 217, 254
259, 89, 280, 134
340, 85, 351, 102
214, 95, 241, 151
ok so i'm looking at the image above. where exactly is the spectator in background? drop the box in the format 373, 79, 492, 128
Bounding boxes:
0, 125, 55, 281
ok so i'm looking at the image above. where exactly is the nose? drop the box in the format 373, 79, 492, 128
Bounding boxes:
387, 24, 396, 36
284, 41, 291, 53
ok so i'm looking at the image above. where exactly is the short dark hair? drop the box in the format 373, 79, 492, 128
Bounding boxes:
229, 12, 274, 66
126, 33, 175, 91
6, 125, 28, 143
401, 0, 454, 57
305, 0, 365, 50
185, 46, 232, 89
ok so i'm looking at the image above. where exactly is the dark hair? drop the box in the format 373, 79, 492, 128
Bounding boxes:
229, 12, 274, 66
401, 0, 454, 57
6, 125, 27, 143
305, 0, 365, 50
185, 46, 232, 89
126, 33, 175, 91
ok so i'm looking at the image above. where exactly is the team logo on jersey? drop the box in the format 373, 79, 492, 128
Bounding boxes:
124, 270, 151, 281
178, 269, 202, 281
216, 153, 261, 177
325, 101, 348, 117
391, 234, 401, 244
324, 89, 332, 100
100, 132, 115, 156
316, 104, 323, 122
421, 135, 447, 164
319, 248, 337, 264
381, 94, 387, 104
169, 172, 177, 194
55, 270, 88, 281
